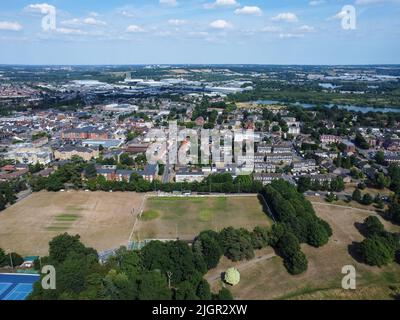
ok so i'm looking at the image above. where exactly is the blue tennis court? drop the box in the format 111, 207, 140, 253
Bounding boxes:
0, 283, 12, 296
0, 274, 40, 301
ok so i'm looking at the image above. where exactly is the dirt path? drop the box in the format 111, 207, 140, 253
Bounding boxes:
310, 201, 377, 213
206, 252, 277, 283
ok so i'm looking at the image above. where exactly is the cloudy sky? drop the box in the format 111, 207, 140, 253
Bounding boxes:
0, 0, 399, 64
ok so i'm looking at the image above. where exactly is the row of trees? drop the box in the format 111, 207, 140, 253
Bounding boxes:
30, 216, 315, 300
262, 180, 332, 274
351, 189, 383, 207
386, 198, 400, 225
29, 233, 234, 300
0, 180, 25, 211
29, 161, 264, 194
0, 248, 24, 268
297, 176, 345, 193
264, 180, 332, 248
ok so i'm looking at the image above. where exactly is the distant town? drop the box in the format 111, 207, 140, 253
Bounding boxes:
0, 65, 400, 195
1, 64, 400, 301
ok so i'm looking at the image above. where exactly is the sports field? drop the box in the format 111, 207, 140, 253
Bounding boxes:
0, 191, 145, 256
0, 274, 40, 301
207, 202, 400, 300
132, 196, 272, 241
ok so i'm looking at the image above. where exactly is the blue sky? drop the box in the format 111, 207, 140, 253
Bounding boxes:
0, 0, 399, 65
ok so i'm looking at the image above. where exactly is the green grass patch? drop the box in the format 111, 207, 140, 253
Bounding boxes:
141, 210, 160, 221
65, 206, 84, 211
198, 209, 213, 222
214, 197, 227, 210
55, 214, 80, 222
46, 222, 72, 231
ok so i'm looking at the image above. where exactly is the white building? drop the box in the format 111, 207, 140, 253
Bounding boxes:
6, 144, 53, 165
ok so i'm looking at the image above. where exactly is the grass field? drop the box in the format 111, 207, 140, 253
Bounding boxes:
133, 196, 272, 241
207, 202, 400, 300
0, 191, 145, 256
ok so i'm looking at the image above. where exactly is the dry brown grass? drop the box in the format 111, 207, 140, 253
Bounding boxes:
0, 191, 145, 256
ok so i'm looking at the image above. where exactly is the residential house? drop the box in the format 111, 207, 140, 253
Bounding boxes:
54, 145, 99, 161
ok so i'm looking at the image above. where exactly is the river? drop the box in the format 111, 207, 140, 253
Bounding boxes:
255, 100, 400, 113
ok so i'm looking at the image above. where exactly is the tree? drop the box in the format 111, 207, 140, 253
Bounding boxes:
175, 281, 199, 300
0, 248, 6, 267
276, 230, 309, 275
284, 251, 308, 275
224, 268, 240, 286
352, 188, 362, 202
375, 151, 386, 165
193, 232, 223, 270
213, 288, 234, 300
46, 176, 64, 192
297, 176, 311, 193
359, 236, 396, 267
375, 172, 390, 190
330, 177, 345, 192
48, 233, 97, 264
276, 231, 301, 259
387, 200, 400, 224
120, 153, 134, 166
362, 193, 373, 206
363, 216, 385, 238
84, 164, 97, 179
325, 192, 336, 203
196, 279, 211, 300
0, 194, 7, 211
251, 226, 270, 249
219, 227, 255, 262
138, 271, 171, 300
9, 252, 24, 267
106, 246, 141, 279
307, 220, 330, 247
355, 132, 370, 149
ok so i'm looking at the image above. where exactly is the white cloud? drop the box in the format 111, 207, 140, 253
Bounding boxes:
168, 19, 187, 26
25, 3, 55, 14
126, 25, 145, 33
279, 33, 304, 38
309, 0, 326, 6
271, 12, 298, 23
261, 26, 281, 33
61, 19, 80, 26
235, 6, 262, 16
56, 28, 86, 35
209, 19, 233, 29
356, 0, 400, 4
331, 10, 347, 20
204, 0, 239, 9
0, 21, 23, 31
120, 10, 136, 18
61, 17, 107, 27
297, 25, 315, 32
160, 0, 178, 7
83, 17, 106, 26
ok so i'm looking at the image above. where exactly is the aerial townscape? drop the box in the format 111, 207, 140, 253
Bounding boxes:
0, 0, 399, 305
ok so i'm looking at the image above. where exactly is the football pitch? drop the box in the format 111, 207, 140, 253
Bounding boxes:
132, 195, 272, 241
